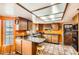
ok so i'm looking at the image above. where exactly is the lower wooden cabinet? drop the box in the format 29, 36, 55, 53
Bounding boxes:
22, 40, 32, 55
43, 34, 59, 43
52, 35, 59, 43
16, 39, 22, 54
22, 40, 37, 55
16, 39, 37, 55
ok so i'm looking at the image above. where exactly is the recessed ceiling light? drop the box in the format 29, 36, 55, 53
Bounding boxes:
51, 18, 61, 21
48, 15, 55, 18
40, 17, 47, 19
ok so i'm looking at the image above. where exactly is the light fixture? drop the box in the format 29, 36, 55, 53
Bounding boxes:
51, 18, 61, 21
52, 6, 59, 13
48, 15, 55, 18
40, 17, 47, 20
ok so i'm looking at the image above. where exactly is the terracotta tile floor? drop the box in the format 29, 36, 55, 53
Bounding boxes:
0, 43, 78, 55
37, 43, 78, 55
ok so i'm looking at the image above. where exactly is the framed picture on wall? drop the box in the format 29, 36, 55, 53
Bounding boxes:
51, 23, 59, 31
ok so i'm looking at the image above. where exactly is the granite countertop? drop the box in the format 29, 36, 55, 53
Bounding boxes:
27, 36, 46, 43
16, 36, 46, 43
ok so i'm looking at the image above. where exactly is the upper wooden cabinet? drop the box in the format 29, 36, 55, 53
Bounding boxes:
51, 23, 60, 31
37, 23, 62, 31
19, 20, 27, 30
16, 17, 32, 31
18, 17, 27, 30
27, 21, 32, 30
36, 23, 63, 44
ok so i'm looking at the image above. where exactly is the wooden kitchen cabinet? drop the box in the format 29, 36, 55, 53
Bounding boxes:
22, 40, 37, 55
43, 34, 52, 42
0, 20, 1, 47
27, 21, 32, 30
16, 39, 37, 55
22, 40, 32, 55
16, 39, 22, 54
17, 17, 32, 31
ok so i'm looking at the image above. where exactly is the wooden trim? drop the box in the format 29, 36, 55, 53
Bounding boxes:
27, 21, 29, 31
0, 16, 16, 20
1, 20, 3, 54
62, 3, 69, 20
78, 13, 79, 53
33, 22, 63, 24
16, 3, 39, 18
13, 20, 16, 53
2, 20, 5, 53
18, 17, 32, 22
31, 3, 61, 12
21, 40, 22, 54
16, 3, 45, 22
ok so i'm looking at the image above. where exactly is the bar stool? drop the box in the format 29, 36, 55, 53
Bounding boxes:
37, 44, 44, 55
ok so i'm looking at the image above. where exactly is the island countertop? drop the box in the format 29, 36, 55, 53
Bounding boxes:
27, 36, 46, 43
16, 35, 46, 43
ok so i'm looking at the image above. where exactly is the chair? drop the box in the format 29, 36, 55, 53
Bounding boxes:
37, 44, 44, 55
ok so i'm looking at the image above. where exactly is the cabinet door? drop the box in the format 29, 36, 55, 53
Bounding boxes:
43, 34, 52, 42
16, 39, 22, 54
22, 40, 32, 55
0, 20, 2, 53
0, 20, 1, 46
47, 35, 52, 42
52, 35, 58, 43
19, 20, 27, 30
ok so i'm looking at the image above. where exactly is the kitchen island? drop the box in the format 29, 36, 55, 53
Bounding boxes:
16, 36, 46, 55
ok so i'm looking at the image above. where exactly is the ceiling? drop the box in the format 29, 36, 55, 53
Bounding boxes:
19, 3, 66, 22
0, 3, 32, 20
20, 3, 51, 11
0, 3, 79, 23
62, 3, 79, 22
